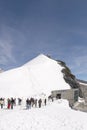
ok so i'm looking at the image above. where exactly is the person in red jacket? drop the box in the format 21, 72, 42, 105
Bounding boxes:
7, 98, 11, 109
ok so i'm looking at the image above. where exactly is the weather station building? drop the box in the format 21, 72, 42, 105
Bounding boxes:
51, 88, 79, 107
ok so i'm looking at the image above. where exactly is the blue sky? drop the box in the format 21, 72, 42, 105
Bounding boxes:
0, 0, 87, 80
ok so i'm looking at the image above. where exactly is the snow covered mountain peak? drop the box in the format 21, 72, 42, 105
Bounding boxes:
23, 54, 54, 67
0, 54, 70, 98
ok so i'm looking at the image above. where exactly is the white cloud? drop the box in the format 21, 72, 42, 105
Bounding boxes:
68, 54, 87, 77
0, 39, 16, 65
75, 55, 87, 66
0, 24, 26, 66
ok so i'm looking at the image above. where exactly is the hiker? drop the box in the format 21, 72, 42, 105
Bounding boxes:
7, 98, 11, 109
30, 97, 34, 107
0, 98, 4, 109
38, 99, 42, 108
48, 95, 54, 102
14, 98, 16, 106
10, 98, 14, 109
34, 99, 37, 107
18, 98, 22, 105
26, 98, 31, 109
44, 98, 47, 106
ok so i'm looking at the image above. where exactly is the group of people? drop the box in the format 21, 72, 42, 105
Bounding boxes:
26, 98, 41, 109
0, 97, 47, 110
26, 97, 47, 109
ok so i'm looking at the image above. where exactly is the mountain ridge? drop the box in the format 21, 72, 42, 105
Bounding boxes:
0, 54, 80, 98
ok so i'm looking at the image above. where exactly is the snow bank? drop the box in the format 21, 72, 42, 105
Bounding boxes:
0, 100, 87, 130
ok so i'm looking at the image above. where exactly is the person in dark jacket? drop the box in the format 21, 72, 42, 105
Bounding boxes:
34, 99, 37, 107
26, 98, 31, 109
38, 99, 42, 108
30, 97, 34, 107
44, 98, 47, 106
0, 98, 4, 109
10, 98, 14, 109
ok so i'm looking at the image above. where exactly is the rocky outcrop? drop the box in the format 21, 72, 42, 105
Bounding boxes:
56, 60, 80, 89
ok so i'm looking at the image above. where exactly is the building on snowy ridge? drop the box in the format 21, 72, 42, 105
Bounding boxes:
51, 88, 79, 107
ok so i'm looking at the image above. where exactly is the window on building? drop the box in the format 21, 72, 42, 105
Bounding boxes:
56, 94, 61, 99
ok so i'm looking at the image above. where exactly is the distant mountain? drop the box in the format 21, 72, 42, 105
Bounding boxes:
77, 79, 87, 84
0, 54, 79, 98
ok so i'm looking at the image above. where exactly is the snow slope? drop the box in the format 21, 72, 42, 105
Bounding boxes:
0, 54, 87, 130
0, 54, 70, 97
0, 100, 87, 130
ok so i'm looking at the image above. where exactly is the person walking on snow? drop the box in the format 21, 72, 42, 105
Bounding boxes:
10, 98, 14, 109
38, 99, 42, 108
0, 98, 4, 109
44, 98, 47, 106
7, 98, 11, 109
26, 98, 31, 109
